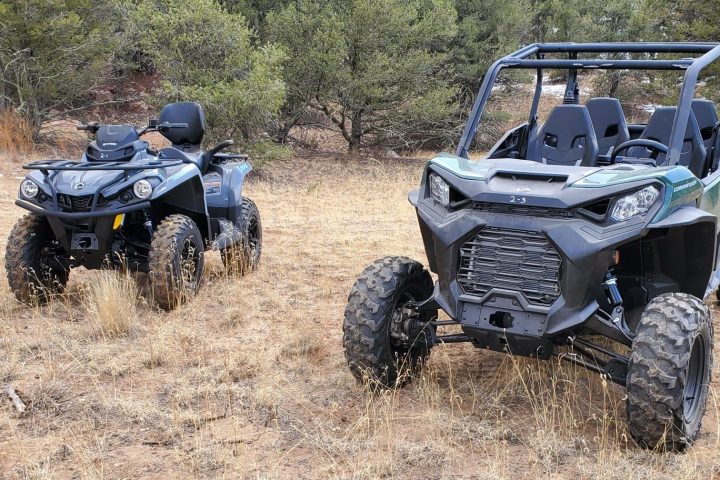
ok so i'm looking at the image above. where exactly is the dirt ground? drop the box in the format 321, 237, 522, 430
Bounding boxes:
0, 152, 718, 479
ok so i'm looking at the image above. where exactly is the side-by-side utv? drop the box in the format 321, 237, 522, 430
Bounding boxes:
7, 102, 262, 310
343, 42, 720, 451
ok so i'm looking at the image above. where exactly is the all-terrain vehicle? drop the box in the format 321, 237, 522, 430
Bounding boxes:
7, 102, 262, 310
343, 43, 720, 450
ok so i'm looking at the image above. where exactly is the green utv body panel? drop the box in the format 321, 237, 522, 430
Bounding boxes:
699, 174, 720, 231
427, 153, 706, 223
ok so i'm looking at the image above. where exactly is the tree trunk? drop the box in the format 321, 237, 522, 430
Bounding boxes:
348, 110, 363, 152
275, 123, 292, 144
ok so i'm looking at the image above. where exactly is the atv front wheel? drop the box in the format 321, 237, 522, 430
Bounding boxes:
343, 256, 437, 388
221, 197, 262, 275
5, 214, 69, 304
626, 293, 713, 451
148, 214, 204, 310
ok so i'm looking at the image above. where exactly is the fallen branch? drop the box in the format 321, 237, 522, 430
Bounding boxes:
3, 384, 27, 414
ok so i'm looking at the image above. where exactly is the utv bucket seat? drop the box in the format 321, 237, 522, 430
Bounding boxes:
627, 106, 707, 177
691, 99, 719, 173
526, 105, 599, 166
158, 102, 209, 172
587, 98, 630, 155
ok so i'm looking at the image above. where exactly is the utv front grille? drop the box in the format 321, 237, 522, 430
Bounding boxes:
473, 202, 574, 219
57, 194, 108, 212
457, 227, 562, 306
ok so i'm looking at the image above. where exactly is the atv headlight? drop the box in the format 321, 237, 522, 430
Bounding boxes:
429, 173, 450, 206
610, 186, 660, 222
133, 179, 153, 199
20, 179, 39, 199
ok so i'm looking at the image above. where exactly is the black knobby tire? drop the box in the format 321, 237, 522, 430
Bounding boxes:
221, 197, 262, 275
343, 256, 436, 388
148, 214, 204, 310
5, 214, 69, 304
626, 292, 713, 451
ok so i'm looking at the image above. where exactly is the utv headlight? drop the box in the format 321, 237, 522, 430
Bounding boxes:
20, 179, 39, 199
610, 186, 660, 222
429, 173, 450, 206
133, 179, 153, 199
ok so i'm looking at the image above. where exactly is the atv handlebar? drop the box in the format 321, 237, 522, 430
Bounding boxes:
138, 121, 189, 136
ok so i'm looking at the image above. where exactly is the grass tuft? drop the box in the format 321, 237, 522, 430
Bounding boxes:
0, 109, 33, 160
83, 271, 138, 338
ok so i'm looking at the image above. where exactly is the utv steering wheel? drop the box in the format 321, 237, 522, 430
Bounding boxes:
610, 139, 668, 164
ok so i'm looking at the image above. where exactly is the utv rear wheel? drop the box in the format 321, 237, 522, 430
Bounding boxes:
5, 214, 69, 304
626, 293, 713, 451
221, 197, 262, 275
148, 214, 204, 310
343, 256, 436, 388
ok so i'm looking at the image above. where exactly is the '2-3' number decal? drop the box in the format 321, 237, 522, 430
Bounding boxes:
509, 196, 526, 204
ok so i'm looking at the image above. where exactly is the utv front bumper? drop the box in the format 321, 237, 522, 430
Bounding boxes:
415, 199, 649, 359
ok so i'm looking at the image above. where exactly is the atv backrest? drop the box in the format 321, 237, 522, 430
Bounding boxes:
627, 107, 707, 177
158, 102, 206, 147
587, 98, 630, 155
526, 105, 599, 167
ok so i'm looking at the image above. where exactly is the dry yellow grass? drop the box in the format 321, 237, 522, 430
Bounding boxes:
0, 110, 33, 161
83, 271, 139, 338
0, 152, 718, 479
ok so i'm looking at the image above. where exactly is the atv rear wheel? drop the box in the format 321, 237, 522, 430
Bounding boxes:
5, 214, 69, 304
148, 214, 204, 310
343, 256, 436, 388
221, 197, 262, 275
626, 293, 713, 451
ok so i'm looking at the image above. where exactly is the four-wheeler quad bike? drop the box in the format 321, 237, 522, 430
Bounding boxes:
343, 42, 720, 451
6, 102, 262, 310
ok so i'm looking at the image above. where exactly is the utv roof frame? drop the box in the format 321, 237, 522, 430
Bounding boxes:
457, 42, 720, 164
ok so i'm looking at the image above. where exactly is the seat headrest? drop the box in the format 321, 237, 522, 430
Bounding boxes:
528, 105, 599, 166
629, 106, 707, 176
158, 102, 206, 146
586, 98, 630, 151
691, 99, 718, 141
641, 107, 704, 146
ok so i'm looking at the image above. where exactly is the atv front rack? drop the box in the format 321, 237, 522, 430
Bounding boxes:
24, 159, 184, 174
23, 160, 183, 175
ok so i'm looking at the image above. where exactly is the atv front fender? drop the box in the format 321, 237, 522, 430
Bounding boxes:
151, 164, 211, 239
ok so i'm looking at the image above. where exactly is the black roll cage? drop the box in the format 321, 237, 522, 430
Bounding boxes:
456, 42, 720, 164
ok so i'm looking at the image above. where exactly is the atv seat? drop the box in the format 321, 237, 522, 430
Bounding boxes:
627, 107, 707, 177
157, 102, 210, 172
526, 105, 599, 167
159, 146, 205, 167
587, 98, 630, 155
691, 99, 719, 172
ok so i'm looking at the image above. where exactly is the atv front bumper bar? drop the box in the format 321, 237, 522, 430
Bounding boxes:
15, 199, 150, 219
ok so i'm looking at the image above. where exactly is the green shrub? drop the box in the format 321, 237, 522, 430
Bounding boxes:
0, 0, 121, 137
129, 0, 286, 145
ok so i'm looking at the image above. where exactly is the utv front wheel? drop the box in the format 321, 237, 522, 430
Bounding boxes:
221, 197, 262, 275
5, 214, 69, 304
148, 214, 204, 310
626, 293, 713, 451
343, 256, 436, 388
